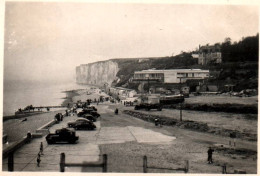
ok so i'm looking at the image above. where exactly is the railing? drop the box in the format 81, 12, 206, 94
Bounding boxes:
143, 155, 189, 173
60, 153, 107, 172
4, 152, 246, 173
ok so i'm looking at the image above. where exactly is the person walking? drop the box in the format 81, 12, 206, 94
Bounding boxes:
26, 131, 32, 143
37, 153, 41, 167
207, 147, 214, 164
154, 118, 159, 126
115, 108, 118, 115
40, 142, 44, 155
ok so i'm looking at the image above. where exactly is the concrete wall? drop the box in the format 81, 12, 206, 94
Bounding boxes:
164, 72, 178, 83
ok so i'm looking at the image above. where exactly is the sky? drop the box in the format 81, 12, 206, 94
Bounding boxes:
3, 2, 259, 82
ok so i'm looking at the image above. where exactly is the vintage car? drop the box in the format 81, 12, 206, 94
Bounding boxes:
46, 128, 79, 144
89, 111, 100, 118
82, 114, 97, 122
77, 109, 100, 118
77, 109, 91, 117
68, 118, 96, 130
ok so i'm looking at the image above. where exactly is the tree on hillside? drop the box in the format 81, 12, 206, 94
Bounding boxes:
221, 34, 259, 62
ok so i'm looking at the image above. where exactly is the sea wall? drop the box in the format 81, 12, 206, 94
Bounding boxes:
76, 60, 119, 86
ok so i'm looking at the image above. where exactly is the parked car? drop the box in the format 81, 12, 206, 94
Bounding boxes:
82, 114, 97, 122
46, 128, 79, 144
77, 109, 100, 118
77, 110, 89, 117
89, 111, 100, 118
68, 118, 96, 130
77, 108, 94, 116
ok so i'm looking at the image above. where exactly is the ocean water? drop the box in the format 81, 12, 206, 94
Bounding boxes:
3, 80, 89, 116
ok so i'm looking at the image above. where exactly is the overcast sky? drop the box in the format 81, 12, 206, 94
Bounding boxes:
3, 2, 259, 82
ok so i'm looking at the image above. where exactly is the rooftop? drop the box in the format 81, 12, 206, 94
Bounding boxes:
135, 69, 209, 73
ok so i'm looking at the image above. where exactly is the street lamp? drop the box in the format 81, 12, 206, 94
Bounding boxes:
145, 75, 150, 94
179, 77, 183, 122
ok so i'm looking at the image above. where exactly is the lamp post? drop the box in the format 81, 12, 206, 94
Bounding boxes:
145, 75, 150, 94
179, 77, 183, 122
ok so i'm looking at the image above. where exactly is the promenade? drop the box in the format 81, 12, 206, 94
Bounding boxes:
3, 110, 101, 172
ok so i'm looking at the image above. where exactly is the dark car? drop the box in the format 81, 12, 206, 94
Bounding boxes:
77, 109, 100, 118
77, 109, 91, 117
68, 118, 96, 130
77, 108, 95, 116
82, 114, 97, 122
89, 111, 100, 118
46, 128, 79, 144
77, 110, 87, 117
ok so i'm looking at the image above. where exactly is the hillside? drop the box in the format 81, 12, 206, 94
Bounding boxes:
76, 34, 258, 92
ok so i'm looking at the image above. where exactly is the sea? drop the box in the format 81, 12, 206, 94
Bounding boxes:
3, 80, 90, 116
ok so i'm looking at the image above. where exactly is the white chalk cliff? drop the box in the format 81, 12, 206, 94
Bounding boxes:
76, 60, 119, 86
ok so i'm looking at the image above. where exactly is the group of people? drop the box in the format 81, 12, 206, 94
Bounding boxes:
54, 113, 64, 122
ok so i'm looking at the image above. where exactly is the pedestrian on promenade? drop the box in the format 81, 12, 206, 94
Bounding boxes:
37, 153, 41, 167
207, 147, 214, 164
155, 118, 160, 126
26, 131, 32, 143
115, 108, 118, 115
40, 142, 44, 155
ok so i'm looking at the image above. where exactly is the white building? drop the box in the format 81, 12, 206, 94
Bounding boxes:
191, 53, 199, 59
109, 87, 137, 100
133, 69, 209, 83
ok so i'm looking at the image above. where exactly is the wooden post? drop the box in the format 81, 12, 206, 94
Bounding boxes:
60, 153, 65, 172
180, 103, 182, 122
8, 152, 14, 172
143, 155, 147, 173
222, 164, 227, 174
102, 154, 107, 172
185, 160, 189, 173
